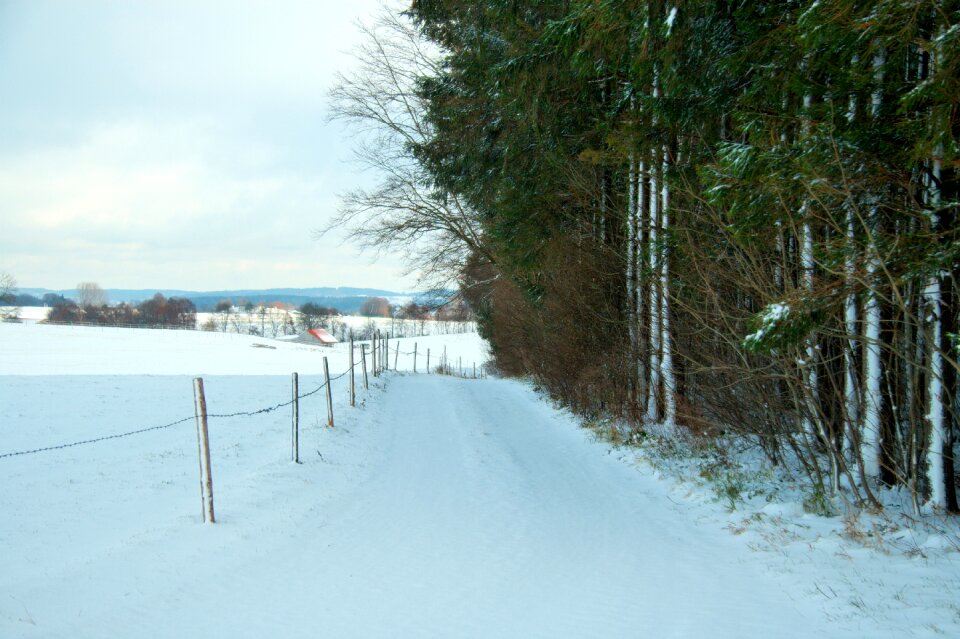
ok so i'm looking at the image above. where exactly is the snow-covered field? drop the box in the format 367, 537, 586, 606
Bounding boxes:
14, 305, 477, 339
1, 322, 958, 637
0, 322, 485, 376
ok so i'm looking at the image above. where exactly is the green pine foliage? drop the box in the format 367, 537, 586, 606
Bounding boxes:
352, 1, 960, 511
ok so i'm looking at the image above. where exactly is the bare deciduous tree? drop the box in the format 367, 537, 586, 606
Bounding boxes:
76, 282, 107, 308
0, 272, 19, 320
323, 6, 494, 289
359, 296, 391, 318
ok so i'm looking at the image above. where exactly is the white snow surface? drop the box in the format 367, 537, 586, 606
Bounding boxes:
2, 323, 958, 637
0, 322, 487, 376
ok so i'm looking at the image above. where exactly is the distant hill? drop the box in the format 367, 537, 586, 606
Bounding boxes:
18, 286, 431, 313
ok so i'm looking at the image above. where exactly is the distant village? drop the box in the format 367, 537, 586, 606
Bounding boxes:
1, 280, 475, 341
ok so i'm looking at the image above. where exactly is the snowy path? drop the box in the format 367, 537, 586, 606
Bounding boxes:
313, 375, 829, 637
4, 374, 859, 637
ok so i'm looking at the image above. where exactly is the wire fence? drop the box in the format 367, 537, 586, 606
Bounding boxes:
0, 361, 358, 460
0, 342, 482, 461
0, 417, 198, 459
1, 333, 491, 528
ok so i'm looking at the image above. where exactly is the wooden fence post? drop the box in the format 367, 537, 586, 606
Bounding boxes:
372, 331, 378, 377
349, 337, 355, 407
473, 362, 476, 379
323, 356, 334, 427
394, 341, 400, 370
192, 377, 215, 524
413, 342, 418, 373
361, 344, 369, 390
291, 372, 299, 463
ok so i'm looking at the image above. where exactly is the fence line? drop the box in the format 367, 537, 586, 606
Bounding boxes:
1, 338, 490, 528
28, 318, 480, 340
390, 341, 486, 379
0, 343, 485, 460
0, 361, 360, 460
33, 320, 202, 332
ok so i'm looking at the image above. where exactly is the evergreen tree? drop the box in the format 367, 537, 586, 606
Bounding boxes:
338, 0, 959, 512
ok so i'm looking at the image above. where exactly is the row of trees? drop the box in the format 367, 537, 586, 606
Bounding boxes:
335, 2, 958, 512
3, 280, 111, 317
205, 300, 304, 336
2, 291, 68, 307
47, 293, 197, 328
358, 295, 473, 320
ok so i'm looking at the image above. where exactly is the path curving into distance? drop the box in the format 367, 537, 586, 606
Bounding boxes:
293, 375, 833, 638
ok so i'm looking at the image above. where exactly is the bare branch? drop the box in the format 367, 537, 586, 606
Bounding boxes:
324, 3, 493, 290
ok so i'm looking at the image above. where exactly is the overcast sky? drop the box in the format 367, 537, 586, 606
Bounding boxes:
0, 0, 417, 292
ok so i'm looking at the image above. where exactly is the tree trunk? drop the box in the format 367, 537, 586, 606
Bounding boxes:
863, 45, 885, 480
647, 147, 662, 423
660, 144, 676, 425
924, 150, 947, 508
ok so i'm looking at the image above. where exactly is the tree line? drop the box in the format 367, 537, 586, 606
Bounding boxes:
334, 1, 959, 512
47, 292, 198, 329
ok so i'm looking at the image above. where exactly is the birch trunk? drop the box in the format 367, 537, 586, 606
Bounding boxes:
844, 205, 859, 457
660, 145, 676, 425
835, 61, 876, 504
627, 151, 639, 411
801, 93, 818, 439
925, 150, 946, 508
925, 274, 946, 508
799, 93, 837, 490
638, 157, 649, 412
843, 77, 860, 459
862, 48, 885, 478
647, 148, 661, 423
801, 224, 819, 434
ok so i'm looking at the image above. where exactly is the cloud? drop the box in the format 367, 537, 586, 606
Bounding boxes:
0, 0, 416, 292
0, 118, 406, 290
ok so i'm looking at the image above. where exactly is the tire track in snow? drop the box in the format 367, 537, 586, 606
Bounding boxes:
309, 375, 834, 638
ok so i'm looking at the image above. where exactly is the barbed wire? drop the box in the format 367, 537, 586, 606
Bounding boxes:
0, 416, 196, 459
0, 355, 485, 460
0, 360, 363, 460
329, 367, 355, 383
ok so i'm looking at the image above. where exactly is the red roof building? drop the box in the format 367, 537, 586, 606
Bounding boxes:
305, 327, 338, 345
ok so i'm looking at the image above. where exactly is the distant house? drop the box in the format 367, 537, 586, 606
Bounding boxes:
304, 327, 338, 346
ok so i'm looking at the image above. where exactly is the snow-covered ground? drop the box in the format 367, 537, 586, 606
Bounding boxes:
1, 323, 958, 637
14, 305, 476, 338
4, 306, 49, 322
0, 322, 486, 376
